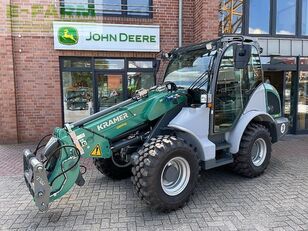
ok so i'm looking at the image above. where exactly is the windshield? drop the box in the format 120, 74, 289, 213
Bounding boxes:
164, 49, 213, 89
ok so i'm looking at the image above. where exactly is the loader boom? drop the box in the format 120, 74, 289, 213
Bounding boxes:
24, 86, 186, 211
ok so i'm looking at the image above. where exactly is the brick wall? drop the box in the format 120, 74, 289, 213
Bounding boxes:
1, 0, 219, 143
0, 0, 18, 144
183, 0, 195, 45
194, 0, 219, 42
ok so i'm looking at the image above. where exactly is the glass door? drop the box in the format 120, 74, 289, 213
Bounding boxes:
284, 71, 296, 133
297, 71, 308, 131
96, 73, 124, 111
62, 71, 93, 123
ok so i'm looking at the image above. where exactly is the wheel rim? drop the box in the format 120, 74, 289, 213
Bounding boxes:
161, 157, 190, 196
251, 138, 267, 167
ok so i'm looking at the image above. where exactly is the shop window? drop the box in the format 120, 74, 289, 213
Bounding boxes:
62, 71, 93, 123
276, 0, 296, 35
127, 60, 155, 97
97, 74, 123, 111
249, 0, 270, 34
63, 59, 91, 68
300, 58, 308, 65
284, 71, 295, 131
127, 72, 155, 97
60, 57, 156, 123
271, 57, 297, 65
95, 59, 124, 70
261, 56, 297, 65
297, 71, 308, 130
219, 0, 243, 34
128, 60, 153, 69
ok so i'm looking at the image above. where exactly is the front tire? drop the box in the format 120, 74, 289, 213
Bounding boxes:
231, 123, 272, 177
132, 135, 200, 211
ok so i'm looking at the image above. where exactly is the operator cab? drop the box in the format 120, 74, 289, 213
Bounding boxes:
213, 38, 263, 133
163, 36, 273, 133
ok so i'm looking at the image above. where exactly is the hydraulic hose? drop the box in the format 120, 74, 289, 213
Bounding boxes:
44, 145, 81, 188
33, 134, 52, 156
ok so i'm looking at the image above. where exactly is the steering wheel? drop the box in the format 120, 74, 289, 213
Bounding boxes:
165, 81, 178, 92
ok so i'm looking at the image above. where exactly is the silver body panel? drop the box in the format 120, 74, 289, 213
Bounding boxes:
168, 104, 215, 161
243, 84, 267, 114
168, 84, 275, 161
226, 84, 272, 154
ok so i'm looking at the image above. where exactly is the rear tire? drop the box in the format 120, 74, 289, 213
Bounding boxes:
93, 154, 132, 180
132, 135, 200, 211
231, 123, 271, 177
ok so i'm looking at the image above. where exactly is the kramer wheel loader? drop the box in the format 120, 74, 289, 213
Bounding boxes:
23, 36, 288, 212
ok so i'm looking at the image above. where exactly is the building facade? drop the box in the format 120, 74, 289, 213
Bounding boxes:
0, 0, 218, 143
1, 0, 308, 144
220, 0, 308, 134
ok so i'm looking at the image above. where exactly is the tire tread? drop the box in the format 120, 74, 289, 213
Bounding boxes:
231, 123, 272, 178
131, 135, 200, 211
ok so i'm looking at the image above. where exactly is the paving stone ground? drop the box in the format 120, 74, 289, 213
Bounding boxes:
1, 135, 308, 231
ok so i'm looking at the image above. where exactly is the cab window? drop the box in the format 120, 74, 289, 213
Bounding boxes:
214, 44, 262, 133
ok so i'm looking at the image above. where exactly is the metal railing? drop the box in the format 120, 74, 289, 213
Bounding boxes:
55, 0, 157, 15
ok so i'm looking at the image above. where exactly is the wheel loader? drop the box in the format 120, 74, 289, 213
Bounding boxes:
23, 36, 288, 212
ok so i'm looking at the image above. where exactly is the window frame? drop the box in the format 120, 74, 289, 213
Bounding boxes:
247, 0, 271, 35
212, 42, 264, 133
60, 57, 156, 125
60, 0, 153, 18
219, 0, 245, 34
275, 0, 297, 36
229, 0, 308, 38
214, 43, 244, 133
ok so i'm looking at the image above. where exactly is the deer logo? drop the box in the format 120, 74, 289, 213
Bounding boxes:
58, 27, 79, 45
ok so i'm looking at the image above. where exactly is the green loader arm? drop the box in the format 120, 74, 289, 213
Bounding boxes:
23, 86, 187, 211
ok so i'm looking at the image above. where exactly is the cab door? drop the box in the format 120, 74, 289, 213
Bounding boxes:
213, 44, 263, 133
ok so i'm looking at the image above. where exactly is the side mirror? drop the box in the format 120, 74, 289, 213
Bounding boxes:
161, 52, 172, 60
234, 44, 251, 69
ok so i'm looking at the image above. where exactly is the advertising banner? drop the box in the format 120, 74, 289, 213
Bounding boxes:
53, 21, 160, 52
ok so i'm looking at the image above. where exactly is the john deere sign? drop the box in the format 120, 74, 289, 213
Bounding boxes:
53, 22, 160, 52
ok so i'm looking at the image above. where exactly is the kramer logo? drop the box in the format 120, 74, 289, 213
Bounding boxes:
97, 113, 129, 131
58, 27, 79, 45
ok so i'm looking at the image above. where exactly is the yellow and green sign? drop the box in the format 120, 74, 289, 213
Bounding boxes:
58, 27, 79, 45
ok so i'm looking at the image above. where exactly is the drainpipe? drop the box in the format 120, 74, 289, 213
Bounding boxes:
178, 0, 183, 47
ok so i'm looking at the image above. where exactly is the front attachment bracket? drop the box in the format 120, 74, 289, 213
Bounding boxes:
23, 149, 51, 212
